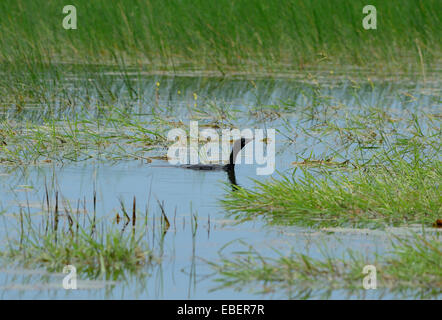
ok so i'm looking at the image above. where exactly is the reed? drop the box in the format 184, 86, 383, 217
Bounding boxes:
0, 0, 440, 75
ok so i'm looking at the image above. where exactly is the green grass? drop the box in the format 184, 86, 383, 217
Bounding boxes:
222, 107, 441, 228
223, 157, 441, 227
1, 218, 154, 280
0, 190, 172, 280
4, 225, 153, 280
0, 0, 440, 75
208, 234, 442, 298
0, 105, 167, 164
0, 1, 439, 297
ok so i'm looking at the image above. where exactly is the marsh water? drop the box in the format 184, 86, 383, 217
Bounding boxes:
0, 73, 440, 299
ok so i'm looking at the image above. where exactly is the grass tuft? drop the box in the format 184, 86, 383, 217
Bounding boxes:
208, 234, 442, 298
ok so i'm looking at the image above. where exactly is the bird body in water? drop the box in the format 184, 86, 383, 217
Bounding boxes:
180, 138, 252, 187
151, 138, 252, 187
179, 138, 252, 171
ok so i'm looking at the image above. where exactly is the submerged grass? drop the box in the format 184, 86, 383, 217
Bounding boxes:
0, 105, 167, 164
0, 190, 170, 280
4, 224, 152, 280
208, 234, 442, 298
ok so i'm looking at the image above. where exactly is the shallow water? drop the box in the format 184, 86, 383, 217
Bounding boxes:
0, 74, 440, 299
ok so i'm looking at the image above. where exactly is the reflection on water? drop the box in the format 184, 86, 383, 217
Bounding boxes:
0, 159, 438, 299
0, 74, 440, 299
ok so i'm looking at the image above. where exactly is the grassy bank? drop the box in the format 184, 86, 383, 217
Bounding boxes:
1, 0, 440, 74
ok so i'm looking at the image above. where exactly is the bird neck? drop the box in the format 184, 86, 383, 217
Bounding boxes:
229, 151, 235, 166
229, 141, 243, 166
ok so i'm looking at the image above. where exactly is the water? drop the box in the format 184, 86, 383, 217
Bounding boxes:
0, 73, 440, 299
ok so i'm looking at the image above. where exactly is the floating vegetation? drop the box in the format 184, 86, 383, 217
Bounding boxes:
0, 106, 167, 165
